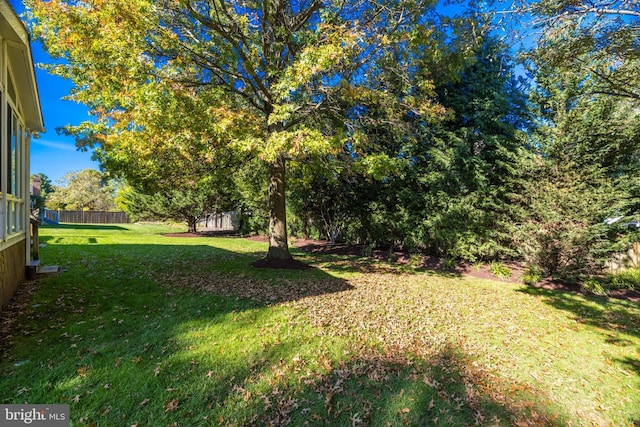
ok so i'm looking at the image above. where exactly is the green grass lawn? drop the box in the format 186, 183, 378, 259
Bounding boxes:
1, 223, 639, 426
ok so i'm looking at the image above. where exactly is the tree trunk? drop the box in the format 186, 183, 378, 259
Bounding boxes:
266, 153, 292, 261
187, 217, 197, 234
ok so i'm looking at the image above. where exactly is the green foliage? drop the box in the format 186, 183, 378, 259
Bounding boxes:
608, 269, 640, 291
27, 0, 446, 260
360, 243, 375, 257
441, 257, 456, 271
409, 253, 422, 268
489, 262, 511, 279
472, 262, 484, 272
233, 159, 269, 235
337, 35, 528, 261
521, 0, 640, 100
118, 184, 228, 233
30, 172, 54, 211
26, 0, 640, 279
512, 60, 640, 282
46, 169, 117, 211
512, 161, 618, 281
521, 265, 543, 286
581, 277, 609, 296
578, 269, 640, 297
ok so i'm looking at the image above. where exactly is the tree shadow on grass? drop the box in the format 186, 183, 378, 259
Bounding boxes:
285, 344, 572, 426
517, 287, 640, 422
6, 299, 572, 426
615, 356, 640, 377
1, 237, 355, 422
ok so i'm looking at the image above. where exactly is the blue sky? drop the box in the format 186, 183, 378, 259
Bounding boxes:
9, 0, 100, 184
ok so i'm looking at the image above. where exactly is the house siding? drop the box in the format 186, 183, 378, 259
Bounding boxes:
0, 238, 26, 309
0, 0, 45, 312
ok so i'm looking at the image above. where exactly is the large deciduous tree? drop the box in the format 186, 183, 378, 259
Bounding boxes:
27, 0, 441, 264
46, 169, 117, 211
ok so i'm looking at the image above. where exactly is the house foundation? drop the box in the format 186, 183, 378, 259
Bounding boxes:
0, 238, 26, 309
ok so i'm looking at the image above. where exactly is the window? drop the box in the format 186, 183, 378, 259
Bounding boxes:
6, 105, 12, 195
10, 108, 18, 196
0, 88, 2, 189
1, 78, 27, 238
6, 72, 15, 106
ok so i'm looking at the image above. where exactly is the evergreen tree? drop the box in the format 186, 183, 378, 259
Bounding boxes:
383, 36, 529, 260
513, 61, 640, 279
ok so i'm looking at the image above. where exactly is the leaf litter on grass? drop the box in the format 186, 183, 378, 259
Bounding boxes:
153, 256, 639, 426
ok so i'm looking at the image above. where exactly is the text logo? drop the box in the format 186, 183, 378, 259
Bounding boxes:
1, 405, 69, 426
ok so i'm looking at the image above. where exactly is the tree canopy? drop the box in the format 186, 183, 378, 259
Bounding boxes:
46, 169, 117, 211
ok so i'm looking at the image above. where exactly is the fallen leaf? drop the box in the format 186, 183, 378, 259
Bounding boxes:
77, 366, 90, 377
165, 398, 180, 412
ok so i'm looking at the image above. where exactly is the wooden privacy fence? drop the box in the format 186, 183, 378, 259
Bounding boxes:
44, 210, 130, 224
197, 212, 237, 231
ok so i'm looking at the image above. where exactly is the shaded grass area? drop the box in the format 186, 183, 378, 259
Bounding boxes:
0, 224, 638, 426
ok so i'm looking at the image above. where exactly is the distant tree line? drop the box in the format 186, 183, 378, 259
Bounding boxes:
31, 170, 117, 212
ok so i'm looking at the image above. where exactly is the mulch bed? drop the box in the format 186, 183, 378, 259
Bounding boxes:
165, 233, 640, 302
292, 238, 640, 303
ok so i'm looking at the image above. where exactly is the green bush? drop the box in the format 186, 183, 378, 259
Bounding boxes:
578, 270, 639, 296
409, 253, 422, 268
581, 277, 609, 296
472, 262, 484, 272
510, 162, 621, 282
521, 265, 543, 285
441, 257, 456, 271
490, 262, 512, 279
608, 269, 640, 290
361, 243, 375, 257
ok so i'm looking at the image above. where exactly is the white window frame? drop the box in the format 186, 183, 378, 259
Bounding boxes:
0, 36, 28, 250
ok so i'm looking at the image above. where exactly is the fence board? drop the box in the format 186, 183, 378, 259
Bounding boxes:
197, 212, 236, 231
46, 210, 130, 224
